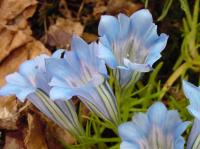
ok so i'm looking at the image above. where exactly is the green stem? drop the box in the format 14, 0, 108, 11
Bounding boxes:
158, 63, 189, 100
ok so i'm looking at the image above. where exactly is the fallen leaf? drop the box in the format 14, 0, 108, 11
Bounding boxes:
3, 131, 25, 149
24, 113, 48, 149
82, 32, 98, 43
0, 97, 18, 130
0, 0, 37, 22
107, 0, 143, 15
0, 0, 37, 62
48, 122, 76, 145
43, 17, 84, 49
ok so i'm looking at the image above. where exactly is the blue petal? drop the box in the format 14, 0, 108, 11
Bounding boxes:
1, 72, 36, 101
71, 35, 90, 62
87, 74, 104, 87
118, 122, 143, 142
46, 58, 72, 79
19, 60, 37, 83
147, 102, 167, 127
99, 35, 111, 48
187, 119, 200, 149
6, 72, 30, 86
146, 34, 169, 66
49, 77, 68, 88
120, 141, 139, 149
98, 15, 120, 42
174, 137, 185, 149
88, 42, 109, 76
164, 110, 181, 132
50, 87, 75, 100
33, 54, 49, 71
0, 84, 21, 96
130, 9, 153, 37
174, 121, 190, 138
123, 58, 152, 72
16, 88, 35, 100
97, 60, 108, 78
35, 72, 51, 94
97, 42, 117, 68
142, 24, 159, 48
0, 84, 34, 102
118, 13, 131, 39
52, 49, 66, 58
131, 113, 149, 136
182, 80, 200, 119
64, 50, 81, 74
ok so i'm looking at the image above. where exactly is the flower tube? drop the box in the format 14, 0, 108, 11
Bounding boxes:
46, 35, 120, 126
97, 9, 168, 88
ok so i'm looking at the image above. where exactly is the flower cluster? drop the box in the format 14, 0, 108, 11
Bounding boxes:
1, 8, 197, 149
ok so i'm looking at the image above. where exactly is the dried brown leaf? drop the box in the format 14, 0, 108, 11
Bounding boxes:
24, 114, 48, 149
107, 0, 143, 15
0, 0, 37, 62
3, 131, 25, 149
43, 17, 84, 49
46, 122, 76, 146
0, 97, 18, 130
0, 0, 37, 22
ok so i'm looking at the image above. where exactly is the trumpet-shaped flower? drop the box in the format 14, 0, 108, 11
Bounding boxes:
98, 9, 168, 87
182, 80, 200, 149
118, 102, 190, 149
46, 35, 120, 126
0, 53, 84, 137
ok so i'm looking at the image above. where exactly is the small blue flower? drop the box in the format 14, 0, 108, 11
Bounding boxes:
97, 9, 168, 87
0, 53, 84, 137
182, 80, 200, 149
118, 102, 189, 149
46, 35, 120, 125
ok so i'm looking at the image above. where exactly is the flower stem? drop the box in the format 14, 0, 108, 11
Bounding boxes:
158, 63, 189, 100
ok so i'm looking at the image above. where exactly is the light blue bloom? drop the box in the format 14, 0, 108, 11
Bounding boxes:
98, 9, 168, 88
0, 53, 84, 137
46, 35, 120, 126
182, 80, 200, 149
118, 102, 190, 149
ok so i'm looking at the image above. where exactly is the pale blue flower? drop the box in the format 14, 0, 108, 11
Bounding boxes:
182, 80, 200, 149
46, 35, 120, 125
0, 53, 84, 137
98, 9, 168, 87
118, 102, 190, 149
